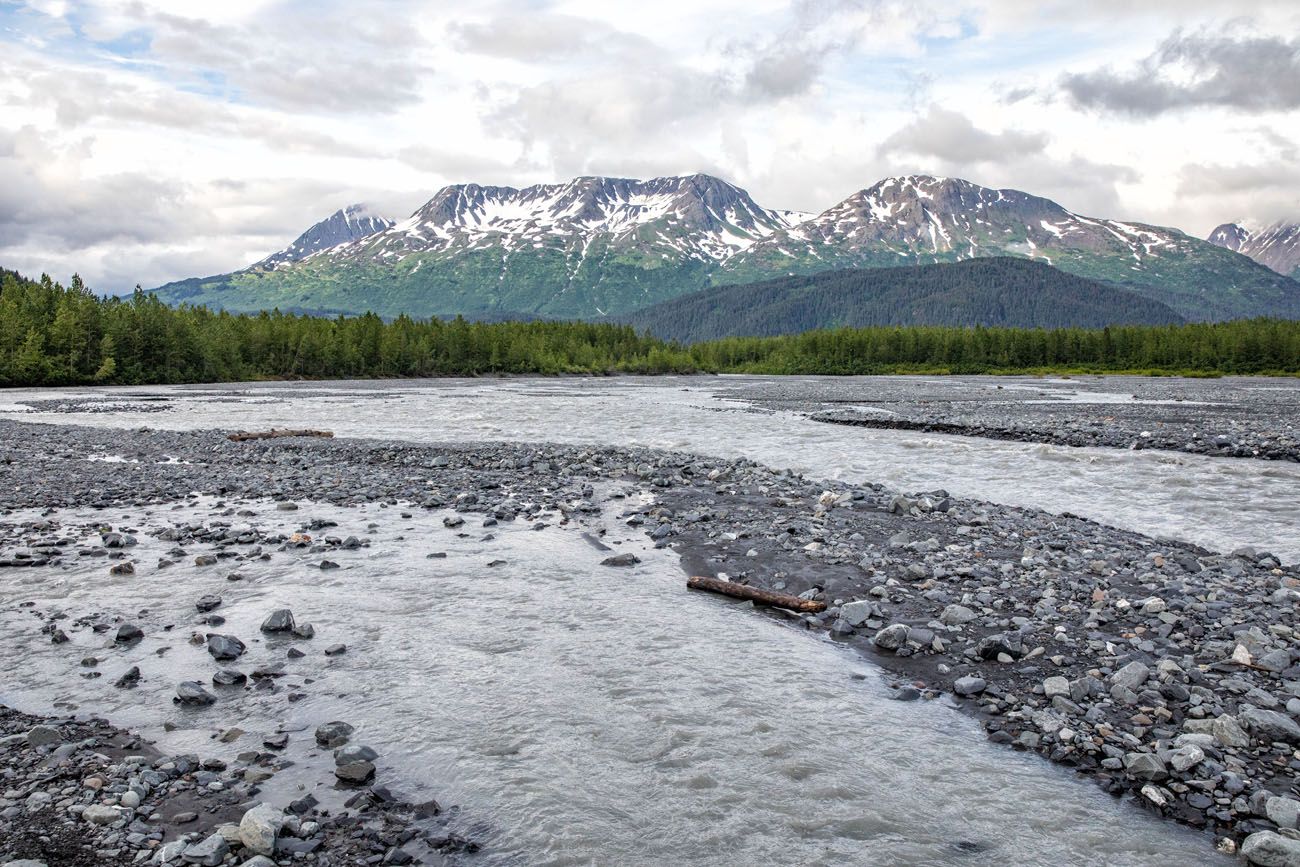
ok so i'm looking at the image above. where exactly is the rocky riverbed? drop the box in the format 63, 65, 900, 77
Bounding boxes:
719, 374, 1300, 462
1, 418, 1298, 865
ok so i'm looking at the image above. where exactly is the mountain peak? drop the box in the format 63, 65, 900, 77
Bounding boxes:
256, 204, 394, 269
1208, 219, 1300, 278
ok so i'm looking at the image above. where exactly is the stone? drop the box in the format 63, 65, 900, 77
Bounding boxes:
1212, 715, 1251, 748
324, 643, 347, 656
239, 803, 284, 856
953, 676, 987, 696
119, 790, 141, 809
600, 552, 640, 567
873, 623, 910, 651
195, 594, 222, 613
1109, 661, 1150, 691
1042, 676, 1070, 699
207, 634, 246, 661
335, 760, 376, 783
1240, 831, 1300, 867
1266, 796, 1300, 831
335, 744, 378, 765
260, 609, 296, 633
82, 804, 122, 825
3, 861, 48, 867
113, 665, 141, 688
240, 859, 276, 867
315, 720, 354, 748
26, 725, 60, 747
1124, 752, 1167, 781
1168, 744, 1204, 772
181, 833, 229, 866
976, 632, 1023, 661
939, 604, 977, 626
175, 681, 216, 706
212, 669, 247, 686
839, 600, 878, 628
1240, 706, 1300, 744
115, 624, 143, 643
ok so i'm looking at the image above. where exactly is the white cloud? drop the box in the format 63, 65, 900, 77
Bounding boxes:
1, 0, 1298, 291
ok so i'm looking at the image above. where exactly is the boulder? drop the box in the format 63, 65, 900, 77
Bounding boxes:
239, 803, 284, 857
261, 609, 296, 633
181, 833, 229, 866
1240, 831, 1300, 867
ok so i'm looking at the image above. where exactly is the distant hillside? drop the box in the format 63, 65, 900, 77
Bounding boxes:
152, 172, 1300, 322
625, 258, 1184, 343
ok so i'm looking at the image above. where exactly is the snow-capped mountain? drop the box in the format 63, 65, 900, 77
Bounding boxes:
154, 173, 1300, 321
257, 204, 394, 269
1208, 221, 1300, 280
306, 174, 806, 271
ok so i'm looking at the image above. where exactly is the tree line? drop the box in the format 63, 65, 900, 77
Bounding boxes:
0, 269, 1297, 387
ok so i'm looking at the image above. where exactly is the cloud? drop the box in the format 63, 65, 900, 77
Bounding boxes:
1060, 29, 1300, 116
878, 106, 1048, 163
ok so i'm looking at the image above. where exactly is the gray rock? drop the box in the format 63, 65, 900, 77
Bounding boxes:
260, 609, 296, 633
335, 744, 378, 765
1212, 714, 1251, 748
939, 604, 977, 626
953, 676, 987, 696
181, 833, 229, 866
1168, 744, 1204, 772
600, 552, 640, 567
26, 725, 60, 747
975, 632, 1023, 661
873, 623, 910, 651
239, 803, 284, 856
1240, 706, 1300, 744
1266, 796, 1300, 831
175, 681, 216, 706
1109, 661, 1150, 691
239, 859, 277, 867
1240, 831, 1300, 867
315, 720, 354, 748
1042, 676, 1070, 699
324, 643, 347, 656
1123, 752, 1167, 781
115, 623, 143, 643
195, 594, 222, 613
82, 804, 122, 825
206, 634, 245, 661
334, 760, 375, 783
839, 599, 878, 627
3, 860, 49, 867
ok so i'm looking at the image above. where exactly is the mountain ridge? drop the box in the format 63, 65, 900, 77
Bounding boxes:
153, 173, 1300, 321
1208, 221, 1300, 280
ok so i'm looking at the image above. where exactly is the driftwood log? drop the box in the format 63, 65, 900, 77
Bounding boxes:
227, 429, 335, 442
686, 575, 826, 613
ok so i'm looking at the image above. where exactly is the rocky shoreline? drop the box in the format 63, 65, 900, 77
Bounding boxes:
715, 375, 1300, 463
1, 419, 1299, 864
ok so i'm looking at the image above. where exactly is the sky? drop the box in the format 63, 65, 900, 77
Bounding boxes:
2, 0, 1299, 293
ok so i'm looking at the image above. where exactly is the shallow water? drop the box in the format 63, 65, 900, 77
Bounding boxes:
3, 376, 1298, 559
0, 497, 1224, 865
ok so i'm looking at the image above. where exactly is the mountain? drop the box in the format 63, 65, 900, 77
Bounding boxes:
725, 176, 1300, 321
259, 204, 394, 268
626, 258, 1184, 343
153, 174, 1300, 321
1208, 221, 1300, 280
155, 175, 806, 318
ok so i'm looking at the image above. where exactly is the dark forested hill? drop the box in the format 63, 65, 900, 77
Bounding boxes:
624, 258, 1184, 342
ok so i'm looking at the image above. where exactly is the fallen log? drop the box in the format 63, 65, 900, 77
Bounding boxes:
686, 575, 826, 613
227, 429, 335, 442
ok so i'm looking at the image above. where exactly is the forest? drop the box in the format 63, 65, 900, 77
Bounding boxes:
627, 257, 1183, 342
1, 268, 1297, 386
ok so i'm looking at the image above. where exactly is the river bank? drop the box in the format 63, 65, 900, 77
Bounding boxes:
720, 374, 1300, 463
0, 420, 1297, 863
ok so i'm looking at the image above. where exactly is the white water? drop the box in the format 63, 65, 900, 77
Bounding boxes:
2, 376, 1297, 559
0, 498, 1223, 865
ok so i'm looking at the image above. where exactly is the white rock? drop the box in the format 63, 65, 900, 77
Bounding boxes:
239, 803, 284, 857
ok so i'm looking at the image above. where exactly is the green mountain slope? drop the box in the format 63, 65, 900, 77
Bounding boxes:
625, 258, 1184, 343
